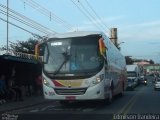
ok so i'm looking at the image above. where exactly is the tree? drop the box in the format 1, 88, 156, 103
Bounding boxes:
0, 38, 44, 55
125, 56, 134, 65
9, 38, 39, 54
0, 38, 42, 55
149, 59, 154, 64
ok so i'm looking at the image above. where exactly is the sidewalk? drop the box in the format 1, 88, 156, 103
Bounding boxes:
0, 94, 52, 113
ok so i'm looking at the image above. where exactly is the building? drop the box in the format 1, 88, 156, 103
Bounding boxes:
0, 50, 42, 95
143, 64, 160, 75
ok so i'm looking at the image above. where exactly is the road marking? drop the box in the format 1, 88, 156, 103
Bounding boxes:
118, 94, 137, 114
110, 87, 147, 120
40, 105, 56, 111
39, 106, 94, 112
51, 108, 65, 111
30, 109, 39, 112
118, 86, 146, 114
123, 94, 139, 114
83, 108, 95, 112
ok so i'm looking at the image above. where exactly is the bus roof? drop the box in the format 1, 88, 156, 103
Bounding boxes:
47, 31, 105, 39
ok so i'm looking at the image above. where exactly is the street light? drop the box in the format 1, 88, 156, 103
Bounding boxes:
117, 42, 124, 50
117, 42, 125, 46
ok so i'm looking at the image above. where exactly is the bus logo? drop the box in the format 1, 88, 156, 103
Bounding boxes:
65, 80, 72, 88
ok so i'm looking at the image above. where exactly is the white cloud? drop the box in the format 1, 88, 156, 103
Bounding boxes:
68, 25, 95, 32
83, 15, 124, 26
122, 20, 160, 28
68, 15, 124, 35
119, 20, 160, 41
69, 18, 160, 43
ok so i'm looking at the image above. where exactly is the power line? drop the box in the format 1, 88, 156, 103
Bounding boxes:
0, 4, 56, 34
84, 0, 110, 31
0, 9, 48, 34
70, 0, 103, 31
20, 0, 73, 31
19, 0, 68, 29
0, 16, 40, 38
77, 0, 107, 31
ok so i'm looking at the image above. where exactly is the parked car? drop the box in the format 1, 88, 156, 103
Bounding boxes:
154, 78, 160, 90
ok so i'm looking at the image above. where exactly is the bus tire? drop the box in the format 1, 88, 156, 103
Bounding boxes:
108, 81, 114, 104
102, 91, 112, 105
108, 89, 113, 104
119, 83, 124, 97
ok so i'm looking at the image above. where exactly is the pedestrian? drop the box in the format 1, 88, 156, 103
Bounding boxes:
8, 77, 23, 101
0, 75, 7, 104
35, 75, 42, 95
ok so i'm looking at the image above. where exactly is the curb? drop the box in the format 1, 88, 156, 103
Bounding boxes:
0, 99, 53, 113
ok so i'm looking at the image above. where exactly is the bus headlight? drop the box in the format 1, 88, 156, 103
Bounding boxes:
43, 79, 52, 88
92, 74, 104, 85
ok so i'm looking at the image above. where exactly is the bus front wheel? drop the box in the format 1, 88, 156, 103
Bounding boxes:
108, 90, 113, 104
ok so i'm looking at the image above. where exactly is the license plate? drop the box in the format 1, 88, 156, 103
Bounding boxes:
65, 96, 76, 100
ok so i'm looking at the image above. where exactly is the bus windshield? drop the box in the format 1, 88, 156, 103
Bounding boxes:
43, 35, 104, 76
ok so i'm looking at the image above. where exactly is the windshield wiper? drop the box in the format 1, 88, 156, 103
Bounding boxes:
53, 52, 70, 75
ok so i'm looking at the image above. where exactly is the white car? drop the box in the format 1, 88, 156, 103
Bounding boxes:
154, 78, 160, 90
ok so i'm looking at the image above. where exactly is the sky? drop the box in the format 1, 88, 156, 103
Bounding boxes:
0, 0, 160, 63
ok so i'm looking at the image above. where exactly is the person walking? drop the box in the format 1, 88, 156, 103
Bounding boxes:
0, 75, 7, 104
8, 77, 23, 101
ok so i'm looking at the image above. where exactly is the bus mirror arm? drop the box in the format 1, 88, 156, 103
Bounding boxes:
102, 54, 108, 64
103, 55, 108, 70
102, 54, 106, 59
42, 43, 49, 64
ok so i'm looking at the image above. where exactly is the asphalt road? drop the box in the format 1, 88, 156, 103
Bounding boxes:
3, 77, 160, 120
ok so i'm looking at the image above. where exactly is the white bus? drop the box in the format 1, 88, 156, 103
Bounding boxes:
35, 31, 127, 105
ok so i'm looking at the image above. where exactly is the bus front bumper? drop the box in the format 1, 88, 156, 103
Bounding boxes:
43, 83, 107, 100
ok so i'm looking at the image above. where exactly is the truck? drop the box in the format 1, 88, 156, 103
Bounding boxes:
126, 65, 140, 90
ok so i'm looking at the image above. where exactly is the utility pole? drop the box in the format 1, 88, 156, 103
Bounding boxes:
110, 28, 124, 50
7, 0, 9, 53
110, 28, 118, 47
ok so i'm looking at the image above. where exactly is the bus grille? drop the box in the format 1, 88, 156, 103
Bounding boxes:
54, 88, 87, 95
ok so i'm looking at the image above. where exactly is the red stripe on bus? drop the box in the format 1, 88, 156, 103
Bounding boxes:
52, 80, 64, 87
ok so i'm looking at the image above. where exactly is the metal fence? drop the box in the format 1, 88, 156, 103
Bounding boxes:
0, 49, 42, 62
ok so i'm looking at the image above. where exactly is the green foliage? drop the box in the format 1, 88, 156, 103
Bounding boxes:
125, 56, 134, 65
125, 56, 155, 65
10, 38, 39, 54
149, 60, 154, 64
